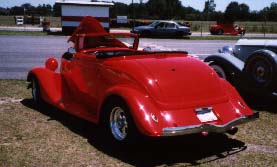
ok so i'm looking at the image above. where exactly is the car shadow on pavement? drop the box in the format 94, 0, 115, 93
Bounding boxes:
21, 98, 247, 167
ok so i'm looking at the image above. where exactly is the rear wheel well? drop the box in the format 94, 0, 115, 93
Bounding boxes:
99, 94, 139, 143
99, 95, 125, 125
209, 62, 228, 79
205, 58, 235, 81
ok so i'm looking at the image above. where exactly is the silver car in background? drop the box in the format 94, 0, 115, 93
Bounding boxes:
131, 20, 191, 37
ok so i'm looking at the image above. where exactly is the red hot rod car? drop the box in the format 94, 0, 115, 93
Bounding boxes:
27, 16, 258, 143
210, 22, 245, 35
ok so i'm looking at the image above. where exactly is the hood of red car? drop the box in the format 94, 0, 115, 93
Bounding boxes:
105, 53, 228, 109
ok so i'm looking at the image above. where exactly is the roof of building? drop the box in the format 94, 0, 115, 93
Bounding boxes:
55, 1, 114, 6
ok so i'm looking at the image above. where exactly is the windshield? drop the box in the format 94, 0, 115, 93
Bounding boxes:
148, 21, 160, 27
80, 34, 136, 50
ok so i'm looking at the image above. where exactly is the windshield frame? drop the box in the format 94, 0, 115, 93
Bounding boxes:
148, 21, 160, 27
75, 33, 139, 51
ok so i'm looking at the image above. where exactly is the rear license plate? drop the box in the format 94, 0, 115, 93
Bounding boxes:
195, 107, 218, 122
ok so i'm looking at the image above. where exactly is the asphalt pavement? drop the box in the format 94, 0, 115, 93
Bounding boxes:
0, 35, 237, 79
0, 35, 68, 79
0, 26, 274, 79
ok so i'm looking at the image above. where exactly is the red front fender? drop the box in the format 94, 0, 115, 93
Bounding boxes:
27, 67, 62, 107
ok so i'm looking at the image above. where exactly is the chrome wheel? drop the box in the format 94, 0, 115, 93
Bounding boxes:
109, 106, 128, 141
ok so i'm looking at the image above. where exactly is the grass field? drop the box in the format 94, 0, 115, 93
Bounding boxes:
0, 80, 276, 167
1, 15, 277, 33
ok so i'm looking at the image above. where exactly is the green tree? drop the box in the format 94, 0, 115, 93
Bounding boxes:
266, 2, 277, 21
238, 3, 250, 21
224, 1, 249, 21
110, 2, 129, 18
203, 0, 216, 20
224, 1, 240, 21
52, 3, 61, 17
9, 6, 24, 15
36, 4, 52, 16
203, 0, 216, 13
146, 0, 183, 19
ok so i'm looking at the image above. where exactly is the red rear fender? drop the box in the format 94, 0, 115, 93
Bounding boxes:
101, 85, 165, 136
27, 67, 62, 107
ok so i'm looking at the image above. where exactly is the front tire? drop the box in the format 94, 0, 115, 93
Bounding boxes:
31, 77, 42, 105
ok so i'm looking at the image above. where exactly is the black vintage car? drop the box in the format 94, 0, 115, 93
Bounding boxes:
204, 39, 277, 97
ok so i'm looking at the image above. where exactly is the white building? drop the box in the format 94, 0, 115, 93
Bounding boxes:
55, 0, 114, 34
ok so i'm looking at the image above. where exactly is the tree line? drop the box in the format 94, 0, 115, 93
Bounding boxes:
0, 0, 276, 21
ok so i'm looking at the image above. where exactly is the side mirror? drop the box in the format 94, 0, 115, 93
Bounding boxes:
68, 47, 76, 54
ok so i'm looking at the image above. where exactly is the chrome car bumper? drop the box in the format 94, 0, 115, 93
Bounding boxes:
162, 112, 259, 136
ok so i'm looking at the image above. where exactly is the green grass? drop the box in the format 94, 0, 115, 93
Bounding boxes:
187, 36, 240, 40
0, 79, 276, 167
0, 79, 29, 98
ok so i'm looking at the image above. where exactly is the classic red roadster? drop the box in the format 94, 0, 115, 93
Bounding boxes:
210, 22, 245, 35
27, 17, 258, 143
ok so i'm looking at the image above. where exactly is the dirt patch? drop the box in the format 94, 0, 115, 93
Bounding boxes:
247, 144, 277, 154
0, 97, 23, 105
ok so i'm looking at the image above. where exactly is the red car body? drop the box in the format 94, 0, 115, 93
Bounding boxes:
27, 16, 257, 142
210, 23, 245, 35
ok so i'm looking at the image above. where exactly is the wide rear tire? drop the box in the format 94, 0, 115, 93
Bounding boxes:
102, 98, 139, 144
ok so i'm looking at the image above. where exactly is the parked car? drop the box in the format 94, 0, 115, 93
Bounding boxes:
204, 39, 277, 96
131, 20, 191, 37
210, 22, 245, 35
27, 16, 257, 144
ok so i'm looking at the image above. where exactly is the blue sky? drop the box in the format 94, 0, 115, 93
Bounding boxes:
0, 0, 276, 12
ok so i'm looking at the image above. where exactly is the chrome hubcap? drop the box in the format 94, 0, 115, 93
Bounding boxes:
252, 60, 272, 84
256, 66, 265, 78
110, 107, 128, 141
